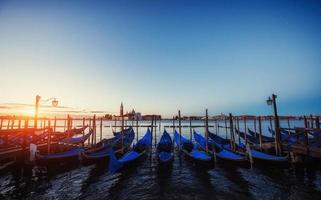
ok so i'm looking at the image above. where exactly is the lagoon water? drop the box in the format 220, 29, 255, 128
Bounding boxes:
1, 120, 320, 200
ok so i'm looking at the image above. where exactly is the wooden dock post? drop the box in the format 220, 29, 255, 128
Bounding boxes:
253, 117, 257, 138
22, 118, 27, 158
237, 117, 241, 145
10, 117, 14, 129
92, 115, 96, 146
150, 116, 154, 148
217, 120, 220, 136
47, 120, 51, 153
154, 116, 157, 147
100, 117, 103, 141
269, 116, 273, 131
215, 119, 218, 135
205, 109, 209, 153
0, 118, 2, 130
88, 118, 92, 145
229, 113, 235, 150
67, 115, 70, 139
189, 117, 192, 141
304, 116, 308, 128
224, 115, 228, 139
121, 102, 124, 153
53, 116, 57, 133
316, 116, 320, 129
136, 117, 139, 143
172, 116, 175, 134
64, 118, 67, 132
178, 110, 182, 151
287, 118, 291, 129
18, 119, 21, 129
6, 118, 10, 129
258, 116, 263, 151
244, 117, 247, 144
310, 114, 314, 128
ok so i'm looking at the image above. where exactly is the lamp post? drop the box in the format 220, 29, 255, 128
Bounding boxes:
34, 95, 59, 128
266, 94, 282, 154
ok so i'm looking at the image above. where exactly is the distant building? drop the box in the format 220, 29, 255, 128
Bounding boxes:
142, 115, 161, 120
111, 102, 142, 120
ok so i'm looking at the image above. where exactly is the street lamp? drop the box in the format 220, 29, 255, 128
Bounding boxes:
34, 95, 59, 128
266, 94, 281, 154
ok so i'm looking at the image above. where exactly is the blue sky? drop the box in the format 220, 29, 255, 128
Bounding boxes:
0, 0, 320, 117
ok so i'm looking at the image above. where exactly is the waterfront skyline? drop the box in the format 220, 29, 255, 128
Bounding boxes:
1, 0, 321, 117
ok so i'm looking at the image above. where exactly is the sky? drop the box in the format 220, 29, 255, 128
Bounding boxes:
0, 0, 321, 117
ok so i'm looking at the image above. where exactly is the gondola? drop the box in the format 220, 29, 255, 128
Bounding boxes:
193, 131, 248, 164
81, 128, 135, 165
235, 128, 261, 145
113, 127, 134, 137
108, 128, 152, 173
268, 127, 299, 143
36, 148, 84, 166
157, 130, 174, 164
247, 128, 275, 143
209, 131, 288, 165
61, 129, 93, 144
174, 130, 212, 164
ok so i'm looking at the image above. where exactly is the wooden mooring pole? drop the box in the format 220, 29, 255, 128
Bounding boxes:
244, 117, 247, 144
154, 116, 157, 147
189, 117, 192, 141
205, 109, 209, 153
100, 117, 103, 141
53, 116, 57, 133
258, 116, 263, 151
136, 118, 139, 143
178, 110, 181, 151
229, 113, 235, 150
224, 116, 228, 139
47, 120, 51, 153
237, 117, 240, 145
11, 117, 14, 129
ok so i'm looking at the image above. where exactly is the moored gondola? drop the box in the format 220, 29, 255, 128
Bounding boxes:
35, 148, 84, 166
174, 130, 212, 165
108, 128, 152, 173
81, 128, 135, 165
193, 131, 248, 165
157, 130, 174, 165
209, 131, 288, 165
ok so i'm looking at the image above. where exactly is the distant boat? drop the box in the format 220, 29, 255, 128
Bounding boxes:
81, 128, 135, 165
157, 130, 174, 164
174, 130, 212, 164
108, 128, 152, 173
193, 131, 247, 164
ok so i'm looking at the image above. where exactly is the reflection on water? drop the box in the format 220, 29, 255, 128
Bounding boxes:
0, 120, 320, 199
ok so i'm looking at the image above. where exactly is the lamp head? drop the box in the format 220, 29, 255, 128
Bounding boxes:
52, 99, 58, 107
266, 97, 273, 105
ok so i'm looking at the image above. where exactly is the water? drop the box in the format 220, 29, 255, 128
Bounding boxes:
1, 120, 320, 199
